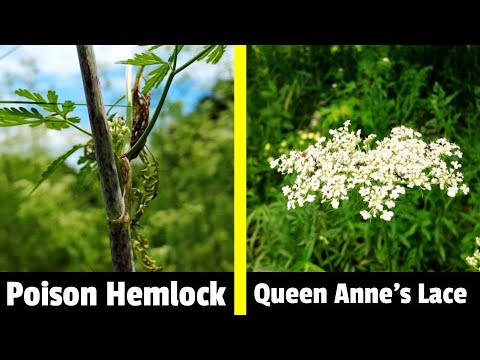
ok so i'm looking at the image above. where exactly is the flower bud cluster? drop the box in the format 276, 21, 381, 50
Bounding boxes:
108, 117, 129, 148
465, 237, 480, 271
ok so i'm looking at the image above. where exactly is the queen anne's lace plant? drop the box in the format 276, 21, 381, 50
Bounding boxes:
465, 237, 480, 271
270, 121, 469, 221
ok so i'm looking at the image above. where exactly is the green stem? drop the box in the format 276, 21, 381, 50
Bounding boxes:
40, 118, 92, 137
124, 65, 134, 153
174, 45, 215, 75
125, 46, 179, 160
382, 222, 392, 272
135, 65, 145, 86
66, 120, 92, 136
124, 45, 216, 160
106, 95, 126, 115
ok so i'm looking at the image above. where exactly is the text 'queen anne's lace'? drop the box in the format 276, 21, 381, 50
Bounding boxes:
270, 121, 469, 221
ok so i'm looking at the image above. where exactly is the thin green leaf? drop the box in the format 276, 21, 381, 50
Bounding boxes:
44, 117, 69, 130
15, 88, 59, 113
142, 44, 182, 55
1, 89, 81, 132
76, 161, 97, 188
15, 88, 45, 103
139, 45, 164, 50
29, 121, 43, 128
143, 64, 170, 94
44, 93, 61, 114
31, 108, 42, 118
66, 116, 81, 124
107, 94, 126, 116
29, 144, 84, 196
441, 217, 459, 237
0, 106, 44, 127
116, 52, 168, 66
208, 45, 227, 64
197, 46, 213, 61
77, 155, 88, 165
47, 90, 59, 109
61, 100, 76, 115
0, 106, 44, 119
197, 45, 227, 64
176, 45, 185, 55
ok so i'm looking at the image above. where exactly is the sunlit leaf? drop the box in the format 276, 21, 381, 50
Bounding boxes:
143, 64, 170, 94
116, 52, 168, 66
15, 88, 45, 103
148, 45, 163, 51
0, 89, 81, 132
61, 100, 76, 115
0, 106, 44, 127
197, 45, 227, 64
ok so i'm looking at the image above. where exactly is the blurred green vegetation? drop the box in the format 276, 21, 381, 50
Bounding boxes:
247, 45, 480, 272
0, 79, 233, 272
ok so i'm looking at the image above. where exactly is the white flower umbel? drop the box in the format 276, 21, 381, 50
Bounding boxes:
465, 237, 480, 271
270, 121, 469, 221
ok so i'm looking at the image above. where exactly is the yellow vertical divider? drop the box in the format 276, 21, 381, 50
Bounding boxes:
234, 45, 247, 315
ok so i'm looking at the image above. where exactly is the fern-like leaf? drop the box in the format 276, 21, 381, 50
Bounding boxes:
146, 45, 163, 52
143, 63, 170, 94
15, 89, 60, 113
0, 106, 44, 127
117, 50, 172, 94
76, 159, 97, 188
197, 45, 227, 64
29, 144, 84, 196
116, 52, 168, 66
15, 89, 45, 102
0, 89, 79, 131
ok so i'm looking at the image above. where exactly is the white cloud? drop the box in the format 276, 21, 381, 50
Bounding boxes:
0, 126, 89, 167
0, 45, 233, 93
0, 45, 140, 79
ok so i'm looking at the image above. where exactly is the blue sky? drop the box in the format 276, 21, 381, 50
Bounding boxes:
0, 45, 233, 165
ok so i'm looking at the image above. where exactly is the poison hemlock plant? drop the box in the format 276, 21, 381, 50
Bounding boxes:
0, 45, 227, 272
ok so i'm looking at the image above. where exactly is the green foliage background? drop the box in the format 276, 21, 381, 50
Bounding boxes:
247, 45, 480, 272
0, 79, 233, 272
